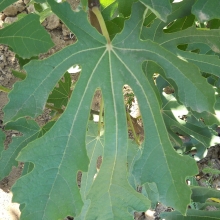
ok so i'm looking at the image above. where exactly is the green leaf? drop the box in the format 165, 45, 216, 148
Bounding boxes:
37, 121, 55, 138
192, 0, 220, 22
202, 167, 220, 175
34, 3, 44, 13
47, 72, 72, 108
15, 54, 38, 69
101, 0, 115, 8
127, 140, 142, 190
0, 85, 11, 93
195, 201, 220, 210
0, 130, 6, 157
105, 17, 124, 39
161, 210, 220, 220
140, 0, 172, 22
35, 0, 46, 3
191, 95, 220, 126
156, 74, 218, 149
183, 139, 207, 160
161, 92, 218, 148
117, 0, 135, 17
0, 118, 40, 180
208, 19, 220, 29
164, 14, 195, 33
143, 182, 159, 208
81, 0, 88, 10
0, 14, 54, 59
191, 186, 220, 203
8, 1, 200, 218
3, 2, 105, 123
76, 121, 104, 219
141, 3, 218, 113
0, 0, 16, 12
101, 0, 118, 21
143, 9, 157, 26
12, 70, 26, 80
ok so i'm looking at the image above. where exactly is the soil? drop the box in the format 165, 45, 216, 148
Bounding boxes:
0, 1, 220, 220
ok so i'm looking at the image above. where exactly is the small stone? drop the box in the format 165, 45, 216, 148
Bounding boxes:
206, 206, 218, 211
0, 20, 3, 28
67, 0, 80, 10
14, 2, 26, 13
24, 0, 30, 5
27, 4, 35, 14
212, 178, 220, 190
4, 17, 18, 24
0, 54, 5, 62
3, 5, 18, 16
0, 13, 6, 20
62, 24, 70, 36
0, 62, 4, 68
6, 73, 12, 79
42, 19, 47, 27
46, 14, 60, 30
145, 210, 155, 220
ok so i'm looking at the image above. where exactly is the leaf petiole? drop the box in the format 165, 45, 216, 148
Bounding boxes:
92, 6, 111, 43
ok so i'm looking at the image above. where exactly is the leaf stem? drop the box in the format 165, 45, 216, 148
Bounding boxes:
126, 110, 140, 145
0, 85, 11, 93
92, 7, 111, 43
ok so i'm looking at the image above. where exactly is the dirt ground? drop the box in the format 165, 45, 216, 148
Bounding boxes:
0, 1, 220, 220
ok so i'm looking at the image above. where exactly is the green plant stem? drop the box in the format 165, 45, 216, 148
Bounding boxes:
0, 85, 11, 93
45, 104, 63, 113
92, 6, 111, 43
126, 111, 140, 145
98, 95, 104, 136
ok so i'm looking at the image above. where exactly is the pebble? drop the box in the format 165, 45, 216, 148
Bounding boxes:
14, 2, 26, 13
212, 177, 220, 190
46, 14, 61, 30
0, 55, 5, 68
4, 17, 18, 24
26, 4, 35, 14
62, 23, 71, 37
0, 189, 20, 220
0, 13, 6, 20
24, 0, 30, 5
0, 20, 3, 28
3, 5, 18, 16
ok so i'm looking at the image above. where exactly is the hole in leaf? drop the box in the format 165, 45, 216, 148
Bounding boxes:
77, 171, 82, 188
163, 13, 195, 34
88, 89, 104, 181
90, 89, 103, 123
96, 156, 102, 170
44, 65, 81, 123
143, 10, 157, 28
64, 216, 74, 220
123, 85, 144, 145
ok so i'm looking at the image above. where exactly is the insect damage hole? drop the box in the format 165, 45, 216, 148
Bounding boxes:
123, 85, 144, 145
77, 171, 82, 188
89, 89, 104, 180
